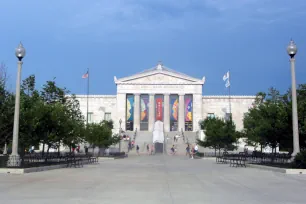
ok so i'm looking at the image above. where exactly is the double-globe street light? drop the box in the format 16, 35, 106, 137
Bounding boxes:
8, 42, 26, 166
287, 39, 300, 157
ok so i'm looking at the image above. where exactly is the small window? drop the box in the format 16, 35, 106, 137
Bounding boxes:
104, 112, 111, 121
87, 112, 94, 123
207, 113, 215, 119
225, 113, 232, 121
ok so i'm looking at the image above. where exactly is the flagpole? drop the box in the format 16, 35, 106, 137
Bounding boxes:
86, 68, 89, 126
228, 70, 232, 118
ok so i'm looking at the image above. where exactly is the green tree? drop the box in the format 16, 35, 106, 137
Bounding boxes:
0, 63, 14, 151
86, 121, 120, 155
197, 117, 238, 154
18, 75, 42, 154
244, 86, 306, 154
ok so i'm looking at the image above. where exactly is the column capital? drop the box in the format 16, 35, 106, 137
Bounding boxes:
179, 93, 185, 96
134, 93, 140, 96
149, 93, 155, 96
164, 93, 170, 96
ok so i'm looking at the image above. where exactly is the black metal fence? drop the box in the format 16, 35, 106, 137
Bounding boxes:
0, 151, 127, 168
0, 152, 94, 168
198, 151, 292, 164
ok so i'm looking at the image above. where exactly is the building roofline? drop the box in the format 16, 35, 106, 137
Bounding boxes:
75, 95, 117, 98
202, 95, 256, 99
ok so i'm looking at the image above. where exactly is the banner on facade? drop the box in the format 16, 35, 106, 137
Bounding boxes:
126, 95, 134, 121
170, 97, 179, 121
156, 98, 163, 121
185, 97, 193, 122
140, 96, 149, 122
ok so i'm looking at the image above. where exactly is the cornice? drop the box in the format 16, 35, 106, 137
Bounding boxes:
202, 95, 256, 99
75, 95, 117, 98
114, 70, 205, 84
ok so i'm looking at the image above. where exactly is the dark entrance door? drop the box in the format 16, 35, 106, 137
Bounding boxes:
154, 143, 163, 154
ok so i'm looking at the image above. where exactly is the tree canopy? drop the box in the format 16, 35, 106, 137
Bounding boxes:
197, 116, 239, 153
244, 86, 306, 153
0, 73, 118, 155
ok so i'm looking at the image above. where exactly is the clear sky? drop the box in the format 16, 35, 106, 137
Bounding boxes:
0, 0, 305, 96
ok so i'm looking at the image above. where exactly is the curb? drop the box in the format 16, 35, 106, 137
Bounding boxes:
247, 164, 306, 174
0, 164, 67, 174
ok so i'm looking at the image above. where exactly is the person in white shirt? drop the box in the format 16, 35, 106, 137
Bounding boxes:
194, 144, 199, 153
174, 134, 179, 142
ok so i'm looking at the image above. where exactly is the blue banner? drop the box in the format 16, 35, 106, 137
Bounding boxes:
126, 95, 134, 121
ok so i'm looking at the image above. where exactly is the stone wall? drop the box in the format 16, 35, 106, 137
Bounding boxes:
76, 95, 117, 127
202, 96, 256, 131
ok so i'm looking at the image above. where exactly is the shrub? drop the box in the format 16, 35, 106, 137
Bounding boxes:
292, 151, 306, 169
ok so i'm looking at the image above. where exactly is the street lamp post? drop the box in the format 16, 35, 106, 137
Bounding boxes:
8, 42, 26, 166
119, 119, 122, 152
287, 39, 300, 157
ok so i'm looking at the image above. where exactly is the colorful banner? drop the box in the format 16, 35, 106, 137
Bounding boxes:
140, 96, 149, 122
185, 98, 193, 122
126, 95, 134, 121
170, 97, 179, 121
156, 98, 163, 121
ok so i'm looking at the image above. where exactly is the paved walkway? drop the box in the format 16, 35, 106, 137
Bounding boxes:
1, 155, 306, 204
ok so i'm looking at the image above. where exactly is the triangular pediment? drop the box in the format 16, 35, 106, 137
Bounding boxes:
114, 63, 205, 85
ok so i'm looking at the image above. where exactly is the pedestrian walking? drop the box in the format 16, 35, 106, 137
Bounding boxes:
147, 144, 150, 155
171, 145, 176, 155
151, 144, 154, 155
186, 144, 190, 157
190, 146, 195, 159
136, 145, 140, 155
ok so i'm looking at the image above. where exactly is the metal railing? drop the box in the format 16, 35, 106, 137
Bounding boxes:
0, 152, 100, 168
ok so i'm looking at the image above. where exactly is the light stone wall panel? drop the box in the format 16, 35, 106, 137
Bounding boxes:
76, 95, 117, 127
202, 96, 256, 131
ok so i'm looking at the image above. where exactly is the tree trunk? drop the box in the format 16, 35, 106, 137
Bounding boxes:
3, 142, 7, 155
214, 148, 217, 156
46, 145, 51, 162
57, 141, 60, 156
42, 142, 45, 157
260, 145, 263, 153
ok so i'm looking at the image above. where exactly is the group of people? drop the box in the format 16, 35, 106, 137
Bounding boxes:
170, 143, 198, 159
128, 140, 135, 152
146, 144, 155, 155
185, 144, 198, 159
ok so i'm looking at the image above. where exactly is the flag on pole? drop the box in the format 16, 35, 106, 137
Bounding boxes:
225, 80, 230, 88
82, 71, 89, 79
223, 71, 230, 88
223, 71, 229, 81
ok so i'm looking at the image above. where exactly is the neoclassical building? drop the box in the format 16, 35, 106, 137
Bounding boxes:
76, 62, 256, 138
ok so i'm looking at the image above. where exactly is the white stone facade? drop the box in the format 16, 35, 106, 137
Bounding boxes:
75, 63, 256, 133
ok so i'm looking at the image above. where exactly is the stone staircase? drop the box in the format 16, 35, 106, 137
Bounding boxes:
125, 131, 154, 155
165, 131, 198, 155
119, 130, 206, 155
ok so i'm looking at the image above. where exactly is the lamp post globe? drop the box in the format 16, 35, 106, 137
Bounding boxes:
15, 42, 26, 61
287, 39, 300, 157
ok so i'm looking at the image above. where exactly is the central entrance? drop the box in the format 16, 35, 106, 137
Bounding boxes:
153, 120, 164, 153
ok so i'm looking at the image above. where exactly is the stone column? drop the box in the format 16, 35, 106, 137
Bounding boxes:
134, 94, 140, 131
178, 94, 185, 132
149, 94, 155, 131
164, 94, 170, 132
116, 93, 126, 131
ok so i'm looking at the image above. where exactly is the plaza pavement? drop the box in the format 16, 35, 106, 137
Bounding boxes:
0, 155, 306, 204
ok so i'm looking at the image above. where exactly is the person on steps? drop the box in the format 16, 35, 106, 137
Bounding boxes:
136, 145, 140, 156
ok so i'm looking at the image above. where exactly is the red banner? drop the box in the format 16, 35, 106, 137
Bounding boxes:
156, 98, 163, 121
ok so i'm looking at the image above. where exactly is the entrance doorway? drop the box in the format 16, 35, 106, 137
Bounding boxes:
154, 143, 163, 154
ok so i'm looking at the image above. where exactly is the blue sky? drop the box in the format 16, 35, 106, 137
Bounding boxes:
0, 0, 306, 96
